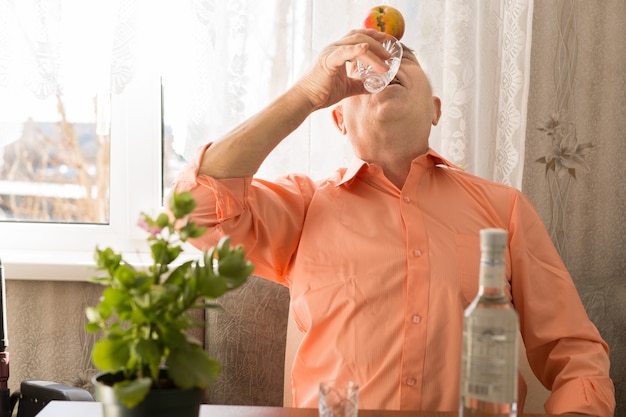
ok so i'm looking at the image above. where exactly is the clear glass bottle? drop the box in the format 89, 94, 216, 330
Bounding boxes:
460, 228, 519, 417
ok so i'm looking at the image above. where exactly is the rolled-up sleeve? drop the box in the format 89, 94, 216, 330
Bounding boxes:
509, 191, 615, 417
170, 143, 315, 286
170, 142, 247, 233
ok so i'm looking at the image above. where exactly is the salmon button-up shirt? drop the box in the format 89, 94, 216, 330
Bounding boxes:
173, 145, 615, 417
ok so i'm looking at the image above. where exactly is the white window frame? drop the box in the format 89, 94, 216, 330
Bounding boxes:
0, 71, 168, 282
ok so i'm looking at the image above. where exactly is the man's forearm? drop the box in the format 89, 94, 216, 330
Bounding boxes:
198, 86, 316, 179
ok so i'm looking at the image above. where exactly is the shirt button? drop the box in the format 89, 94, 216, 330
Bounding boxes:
403, 196, 411, 203
406, 377, 416, 386
412, 315, 422, 324
412, 249, 422, 257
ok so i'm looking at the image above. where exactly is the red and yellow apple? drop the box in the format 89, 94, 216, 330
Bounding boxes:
363, 5, 405, 40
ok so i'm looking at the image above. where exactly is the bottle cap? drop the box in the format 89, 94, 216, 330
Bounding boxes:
480, 228, 508, 251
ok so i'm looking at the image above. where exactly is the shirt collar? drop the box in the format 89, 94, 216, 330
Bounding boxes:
336, 148, 461, 187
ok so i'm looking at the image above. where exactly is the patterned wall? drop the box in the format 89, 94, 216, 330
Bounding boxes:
522, 1, 626, 415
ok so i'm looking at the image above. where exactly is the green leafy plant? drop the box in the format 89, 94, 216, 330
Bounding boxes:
85, 191, 253, 408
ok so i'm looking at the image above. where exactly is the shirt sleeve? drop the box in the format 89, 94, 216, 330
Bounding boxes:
508, 191, 615, 417
170, 143, 316, 285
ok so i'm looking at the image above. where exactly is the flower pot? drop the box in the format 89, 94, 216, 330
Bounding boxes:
93, 371, 205, 417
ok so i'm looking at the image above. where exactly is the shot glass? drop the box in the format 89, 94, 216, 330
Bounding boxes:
318, 380, 359, 417
356, 35, 403, 93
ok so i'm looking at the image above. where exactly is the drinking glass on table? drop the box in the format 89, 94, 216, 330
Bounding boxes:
356, 35, 403, 93
319, 380, 359, 417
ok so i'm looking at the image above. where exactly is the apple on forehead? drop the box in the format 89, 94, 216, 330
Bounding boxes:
363, 5, 405, 41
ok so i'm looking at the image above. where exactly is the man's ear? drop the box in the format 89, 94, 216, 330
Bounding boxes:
432, 96, 442, 126
332, 105, 347, 135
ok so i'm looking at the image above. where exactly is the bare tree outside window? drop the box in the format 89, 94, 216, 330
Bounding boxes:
0, 93, 110, 224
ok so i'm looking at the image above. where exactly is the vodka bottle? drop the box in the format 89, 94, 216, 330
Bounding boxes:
460, 228, 519, 417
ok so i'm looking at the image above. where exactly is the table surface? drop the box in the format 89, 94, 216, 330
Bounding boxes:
36, 402, 430, 417
36, 401, 569, 417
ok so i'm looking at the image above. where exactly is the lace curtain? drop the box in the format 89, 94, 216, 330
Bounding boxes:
0, 0, 534, 187
413, 0, 534, 187
0, 0, 132, 137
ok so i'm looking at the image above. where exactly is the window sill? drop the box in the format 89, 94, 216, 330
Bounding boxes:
2, 249, 126, 281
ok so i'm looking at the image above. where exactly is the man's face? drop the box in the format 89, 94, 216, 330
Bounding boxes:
334, 46, 441, 138
394, 47, 435, 102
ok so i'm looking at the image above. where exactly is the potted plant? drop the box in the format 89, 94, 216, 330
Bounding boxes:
85, 191, 254, 417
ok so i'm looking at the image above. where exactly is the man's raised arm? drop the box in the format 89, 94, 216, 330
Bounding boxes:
197, 29, 393, 179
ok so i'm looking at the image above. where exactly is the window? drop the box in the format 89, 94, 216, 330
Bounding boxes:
0, 1, 116, 225
0, 0, 163, 278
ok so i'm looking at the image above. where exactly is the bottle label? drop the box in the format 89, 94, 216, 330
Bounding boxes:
462, 321, 518, 403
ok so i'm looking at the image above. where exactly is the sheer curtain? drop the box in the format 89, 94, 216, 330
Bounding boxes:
412, 0, 534, 187
164, 0, 534, 188
0, 0, 534, 188
0, 0, 135, 135
0, 0, 136, 224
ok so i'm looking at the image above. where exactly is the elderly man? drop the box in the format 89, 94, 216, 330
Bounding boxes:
171, 29, 615, 417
